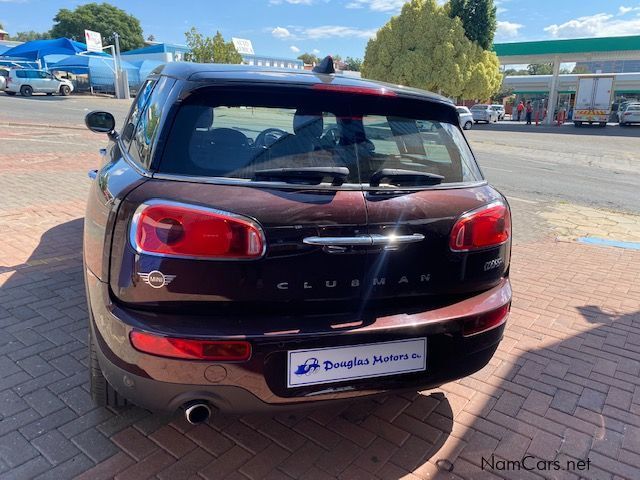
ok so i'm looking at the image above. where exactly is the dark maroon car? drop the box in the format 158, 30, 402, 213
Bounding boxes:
84, 59, 511, 423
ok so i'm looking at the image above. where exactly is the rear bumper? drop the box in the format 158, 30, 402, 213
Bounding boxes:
87, 269, 511, 413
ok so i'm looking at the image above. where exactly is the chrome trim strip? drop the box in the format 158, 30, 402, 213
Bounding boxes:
129, 199, 267, 261
303, 233, 424, 247
151, 172, 488, 192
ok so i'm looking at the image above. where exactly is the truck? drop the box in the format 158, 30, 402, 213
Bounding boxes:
573, 75, 615, 127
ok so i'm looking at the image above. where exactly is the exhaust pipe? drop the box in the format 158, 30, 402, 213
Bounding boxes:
184, 401, 212, 425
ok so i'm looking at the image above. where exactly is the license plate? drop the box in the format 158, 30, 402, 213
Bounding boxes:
287, 338, 427, 388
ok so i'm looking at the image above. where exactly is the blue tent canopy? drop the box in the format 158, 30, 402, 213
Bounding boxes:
1, 38, 109, 61
50, 54, 139, 89
129, 60, 164, 83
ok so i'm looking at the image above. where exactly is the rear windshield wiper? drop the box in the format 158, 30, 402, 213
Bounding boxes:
369, 169, 444, 187
252, 167, 350, 186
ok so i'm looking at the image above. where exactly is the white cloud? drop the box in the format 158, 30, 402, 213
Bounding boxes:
299, 25, 377, 39
271, 26, 292, 38
290, 45, 300, 52
496, 20, 523, 39
496, 7, 508, 14
345, 0, 408, 13
312, 48, 320, 54
619, 6, 633, 14
544, 12, 640, 38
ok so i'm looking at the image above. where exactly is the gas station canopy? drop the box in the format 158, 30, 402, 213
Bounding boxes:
493, 35, 640, 65
493, 35, 640, 123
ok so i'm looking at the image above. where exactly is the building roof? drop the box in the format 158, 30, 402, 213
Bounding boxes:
122, 43, 189, 56
494, 35, 640, 64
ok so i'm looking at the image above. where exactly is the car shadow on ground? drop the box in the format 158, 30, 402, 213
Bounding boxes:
1, 93, 72, 101
0, 218, 457, 479
472, 121, 640, 137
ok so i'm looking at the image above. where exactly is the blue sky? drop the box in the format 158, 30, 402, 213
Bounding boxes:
1, 0, 640, 58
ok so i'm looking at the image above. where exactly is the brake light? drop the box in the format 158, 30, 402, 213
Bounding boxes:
312, 84, 397, 97
462, 303, 510, 336
450, 202, 511, 251
130, 331, 251, 361
132, 201, 265, 259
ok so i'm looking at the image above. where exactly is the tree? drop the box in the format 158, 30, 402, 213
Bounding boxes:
344, 57, 363, 71
11, 31, 52, 42
362, 0, 501, 100
448, 0, 497, 50
184, 28, 242, 64
527, 63, 553, 75
50, 3, 144, 51
572, 65, 589, 74
297, 53, 319, 65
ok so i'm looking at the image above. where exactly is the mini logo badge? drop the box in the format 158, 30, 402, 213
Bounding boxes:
294, 358, 321, 376
138, 270, 175, 289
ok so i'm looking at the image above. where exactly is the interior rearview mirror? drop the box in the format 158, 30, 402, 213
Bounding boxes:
85, 111, 116, 135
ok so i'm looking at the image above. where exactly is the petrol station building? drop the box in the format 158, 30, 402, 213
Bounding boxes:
494, 35, 640, 124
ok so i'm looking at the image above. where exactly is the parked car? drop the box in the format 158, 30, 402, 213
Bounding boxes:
470, 104, 498, 123
0, 68, 9, 91
83, 60, 512, 421
490, 104, 506, 120
619, 103, 640, 126
456, 106, 474, 130
4, 68, 74, 97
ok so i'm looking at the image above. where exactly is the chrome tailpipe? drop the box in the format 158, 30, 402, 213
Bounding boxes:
184, 401, 212, 425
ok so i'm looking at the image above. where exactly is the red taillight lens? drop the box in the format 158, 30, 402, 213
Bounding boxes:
132, 201, 265, 259
130, 331, 251, 361
462, 303, 510, 336
450, 202, 511, 251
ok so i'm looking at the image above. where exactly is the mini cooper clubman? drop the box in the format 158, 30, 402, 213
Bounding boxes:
84, 58, 511, 423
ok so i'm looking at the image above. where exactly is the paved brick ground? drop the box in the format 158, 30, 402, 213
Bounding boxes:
1, 124, 639, 479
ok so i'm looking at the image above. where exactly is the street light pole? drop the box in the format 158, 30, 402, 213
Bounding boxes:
112, 32, 130, 99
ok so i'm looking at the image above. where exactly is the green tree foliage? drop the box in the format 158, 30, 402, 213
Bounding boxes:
297, 53, 319, 65
362, 0, 501, 99
344, 57, 363, 71
527, 63, 553, 75
184, 28, 242, 64
572, 65, 589, 74
448, 0, 496, 50
11, 31, 52, 42
50, 2, 144, 51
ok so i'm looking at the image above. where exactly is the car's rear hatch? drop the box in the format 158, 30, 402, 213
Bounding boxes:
109, 81, 510, 317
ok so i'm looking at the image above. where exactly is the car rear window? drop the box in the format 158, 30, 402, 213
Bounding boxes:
471, 105, 487, 110
159, 87, 482, 187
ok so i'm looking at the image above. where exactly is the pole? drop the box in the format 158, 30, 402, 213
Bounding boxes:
546, 55, 561, 125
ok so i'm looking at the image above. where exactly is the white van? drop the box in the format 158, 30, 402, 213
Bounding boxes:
5, 68, 74, 97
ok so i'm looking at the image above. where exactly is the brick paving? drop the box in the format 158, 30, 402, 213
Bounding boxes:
0, 123, 639, 479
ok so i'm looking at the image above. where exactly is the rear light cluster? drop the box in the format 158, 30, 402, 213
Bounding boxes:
130, 331, 251, 361
462, 303, 510, 336
450, 201, 511, 251
131, 201, 265, 259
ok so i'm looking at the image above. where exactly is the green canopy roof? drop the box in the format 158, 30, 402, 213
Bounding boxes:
494, 35, 640, 57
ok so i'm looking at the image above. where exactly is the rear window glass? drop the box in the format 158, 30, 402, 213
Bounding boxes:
471, 105, 487, 110
159, 88, 482, 187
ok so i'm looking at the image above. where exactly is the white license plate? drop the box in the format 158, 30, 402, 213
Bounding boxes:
287, 338, 427, 388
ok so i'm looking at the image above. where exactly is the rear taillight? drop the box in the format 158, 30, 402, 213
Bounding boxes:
130, 331, 251, 361
462, 303, 510, 336
450, 201, 511, 251
131, 200, 265, 259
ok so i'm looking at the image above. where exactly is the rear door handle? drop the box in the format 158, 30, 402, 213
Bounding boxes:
303, 234, 424, 247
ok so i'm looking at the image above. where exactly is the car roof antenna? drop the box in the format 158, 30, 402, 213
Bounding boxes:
313, 56, 335, 74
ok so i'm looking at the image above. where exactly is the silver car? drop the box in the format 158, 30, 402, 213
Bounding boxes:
491, 104, 505, 120
457, 106, 473, 130
470, 104, 498, 123
619, 103, 640, 126
4, 68, 74, 97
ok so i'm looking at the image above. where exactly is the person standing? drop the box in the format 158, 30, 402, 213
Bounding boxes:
525, 101, 533, 125
516, 101, 524, 121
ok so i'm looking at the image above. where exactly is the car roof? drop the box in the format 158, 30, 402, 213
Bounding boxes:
151, 62, 454, 106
